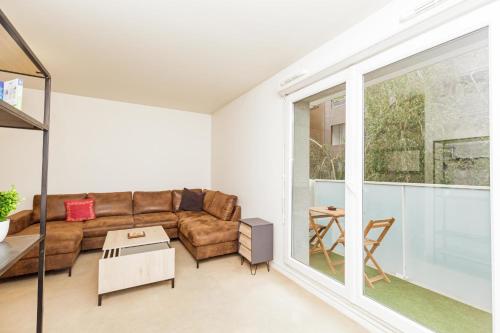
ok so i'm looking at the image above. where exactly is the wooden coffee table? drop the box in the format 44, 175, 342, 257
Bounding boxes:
98, 226, 175, 306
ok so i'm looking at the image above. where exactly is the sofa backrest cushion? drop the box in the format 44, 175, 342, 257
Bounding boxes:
87, 192, 133, 217
33, 193, 87, 222
203, 190, 217, 211
133, 191, 172, 214
205, 191, 237, 221
172, 189, 202, 212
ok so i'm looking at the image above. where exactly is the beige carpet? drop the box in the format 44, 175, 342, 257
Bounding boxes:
0, 241, 366, 333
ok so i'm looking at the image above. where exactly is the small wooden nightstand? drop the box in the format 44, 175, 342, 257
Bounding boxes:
238, 218, 273, 275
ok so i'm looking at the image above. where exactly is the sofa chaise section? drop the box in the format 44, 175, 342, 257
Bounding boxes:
3, 194, 86, 278
178, 190, 241, 267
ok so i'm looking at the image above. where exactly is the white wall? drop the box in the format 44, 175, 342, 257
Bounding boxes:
212, 0, 408, 264
0, 89, 211, 211
212, 78, 285, 256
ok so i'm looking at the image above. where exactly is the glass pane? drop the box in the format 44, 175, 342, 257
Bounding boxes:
292, 83, 346, 284
362, 28, 491, 333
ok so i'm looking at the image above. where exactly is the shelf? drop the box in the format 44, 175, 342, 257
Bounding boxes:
0, 8, 49, 332
0, 234, 42, 276
0, 99, 46, 130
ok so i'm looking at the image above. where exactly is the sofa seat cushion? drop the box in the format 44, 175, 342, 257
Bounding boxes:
175, 211, 210, 222
15, 221, 83, 258
83, 215, 134, 238
176, 211, 211, 224
134, 212, 178, 229
179, 215, 239, 247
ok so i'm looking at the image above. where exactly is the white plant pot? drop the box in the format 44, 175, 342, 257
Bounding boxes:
0, 219, 10, 242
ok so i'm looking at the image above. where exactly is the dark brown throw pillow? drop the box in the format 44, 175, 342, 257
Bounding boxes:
179, 188, 205, 211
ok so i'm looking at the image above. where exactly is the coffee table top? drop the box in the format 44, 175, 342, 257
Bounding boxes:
102, 226, 169, 250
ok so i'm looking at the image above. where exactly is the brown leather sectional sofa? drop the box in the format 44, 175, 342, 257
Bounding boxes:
4, 189, 241, 278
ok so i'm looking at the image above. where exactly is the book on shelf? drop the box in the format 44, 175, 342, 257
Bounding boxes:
2, 78, 23, 110
0, 81, 3, 101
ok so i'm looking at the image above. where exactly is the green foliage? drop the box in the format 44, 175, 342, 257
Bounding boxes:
310, 139, 345, 180
0, 186, 21, 222
364, 74, 426, 183
309, 59, 490, 186
309, 74, 426, 182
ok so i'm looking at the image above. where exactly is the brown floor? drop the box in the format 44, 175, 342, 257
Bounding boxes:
0, 240, 366, 333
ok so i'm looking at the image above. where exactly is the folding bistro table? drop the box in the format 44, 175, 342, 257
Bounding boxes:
309, 207, 345, 274
309, 207, 395, 288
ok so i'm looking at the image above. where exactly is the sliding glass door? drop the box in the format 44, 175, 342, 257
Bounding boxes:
291, 82, 347, 285
286, 3, 500, 333
362, 28, 491, 333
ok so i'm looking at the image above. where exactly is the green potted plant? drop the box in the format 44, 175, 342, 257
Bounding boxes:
0, 186, 21, 242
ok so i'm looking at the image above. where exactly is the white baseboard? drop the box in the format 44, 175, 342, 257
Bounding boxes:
271, 261, 399, 333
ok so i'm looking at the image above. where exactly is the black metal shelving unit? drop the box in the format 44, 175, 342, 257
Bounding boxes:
0, 9, 51, 333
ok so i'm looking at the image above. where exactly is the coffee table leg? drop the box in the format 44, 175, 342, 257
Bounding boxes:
171, 278, 175, 288
98, 294, 102, 306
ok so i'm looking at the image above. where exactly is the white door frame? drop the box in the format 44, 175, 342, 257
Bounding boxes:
284, 69, 350, 298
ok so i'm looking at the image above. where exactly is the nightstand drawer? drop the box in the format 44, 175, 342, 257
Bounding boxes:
239, 244, 252, 261
239, 223, 252, 238
239, 233, 251, 249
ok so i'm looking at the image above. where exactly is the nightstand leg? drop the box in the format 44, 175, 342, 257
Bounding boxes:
171, 278, 175, 288
266, 261, 270, 272
250, 264, 257, 275
241, 256, 244, 265
98, 295, 102, 306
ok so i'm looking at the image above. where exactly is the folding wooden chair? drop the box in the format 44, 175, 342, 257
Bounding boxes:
330, 217, 395, 288
309, 213, 337, 274
363, 217, 395, 288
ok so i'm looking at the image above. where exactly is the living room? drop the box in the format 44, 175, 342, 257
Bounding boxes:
1, 1, 499, 333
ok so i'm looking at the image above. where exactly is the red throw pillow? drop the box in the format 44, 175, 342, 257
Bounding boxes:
64, 199, 96, 222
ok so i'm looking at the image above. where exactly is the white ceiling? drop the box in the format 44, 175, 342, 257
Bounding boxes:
0, 0, 391, 113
